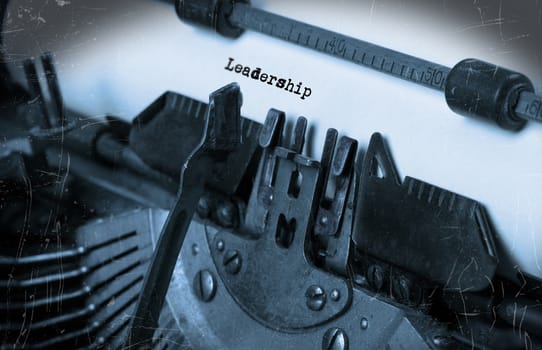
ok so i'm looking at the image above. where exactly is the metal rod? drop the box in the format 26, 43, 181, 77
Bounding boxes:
229, 3, 451, 91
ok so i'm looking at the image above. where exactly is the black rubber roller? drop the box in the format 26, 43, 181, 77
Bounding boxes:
175, 0, 248, 38
445, 59, 534, 131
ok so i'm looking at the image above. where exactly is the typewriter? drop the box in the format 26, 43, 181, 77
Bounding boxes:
1, 1, 541, 349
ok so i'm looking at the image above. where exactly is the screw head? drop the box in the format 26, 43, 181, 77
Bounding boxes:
223, 250, 242, 275
367, 265, 384, 290
330, 289, 341, 302
320, 214, 329, 225
360, 318, 369, 330
191, 243, 199, 256
322, 327, 349, 350
217, 202, 237, 228
196, 197, 211, 218
305, 285, 326, 311
193, 270, 217, 302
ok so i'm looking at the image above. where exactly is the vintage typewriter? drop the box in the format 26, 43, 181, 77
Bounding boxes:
1, 1, 541, 349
